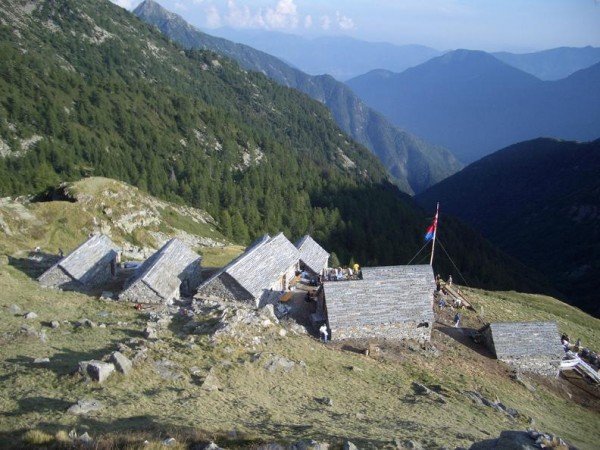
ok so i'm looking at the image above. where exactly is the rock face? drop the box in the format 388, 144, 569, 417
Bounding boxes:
110, 351, 132, 375
67, 399, 103, 415
86, 360, 115, 383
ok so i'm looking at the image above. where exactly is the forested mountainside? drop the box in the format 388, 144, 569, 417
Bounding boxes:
133, 0, 461, 195
0, 0, 552, 295
493, 46, 600, 81
417, 138, 600, 316
347, 50, 600, 163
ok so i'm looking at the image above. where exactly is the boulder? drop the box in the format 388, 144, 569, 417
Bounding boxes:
343, 442, 357, 450
86, 360, 115, 383
257, 444, 286, 450
50, 320, 60, 329
264, 355, 297, 373
201, 369, 221, 392
315, 396, 333, 406
163, 437, 177, 446
33, 357, 50, 364
144, 326, 158, 339
67, 399, 103, 415
110, 351, 132, 375
100, 291, 114, 300
20, 325, 38, 337
75, 318, 96, 328
8, 304, 21, 315
24, 311, 38, 319
395, 439, 423, 450
291, 439, 329, 450
154, 359, 183, 381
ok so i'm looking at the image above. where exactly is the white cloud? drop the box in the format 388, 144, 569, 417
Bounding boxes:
336, 11, 355, 30
109, 0, 134, 10
223, 0, 301, 30
304, 14, 312, 29
174, 1, 189, 11
320, 14, 331, 30
205, 4, 222, 28
264, 0, 298, 29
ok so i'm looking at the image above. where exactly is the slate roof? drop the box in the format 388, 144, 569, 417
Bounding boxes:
200, 232, 299, 299
126, 238, 201, 299
361, 265, 434, 282
486, 322, 563, 359
325, 265, 435, 331
48, 234, 118, 283
295, 235, 329, 273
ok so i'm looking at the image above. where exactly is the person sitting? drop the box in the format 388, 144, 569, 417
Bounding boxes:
454, 298, 462, 308
438, 297, 447, 308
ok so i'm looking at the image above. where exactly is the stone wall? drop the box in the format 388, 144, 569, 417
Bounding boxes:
196, 272, 255, 305
120, 279, 165, 304
481, 322, 563, 376
38, 266, 78, 289
502, 356, 561, 377
330, 320, 431, 342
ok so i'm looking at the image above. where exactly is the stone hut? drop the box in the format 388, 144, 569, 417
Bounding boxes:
479, 321, 563, 376
295, 235, 329, 275
119, 238, 202, 305
38, 234, 119, 290
323, 264, 435, 341
196, 233, 299, 307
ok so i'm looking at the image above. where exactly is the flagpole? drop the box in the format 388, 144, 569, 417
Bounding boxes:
429, 202, 439, 266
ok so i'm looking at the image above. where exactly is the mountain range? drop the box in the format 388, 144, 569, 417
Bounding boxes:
347, 50, 600, 163
207, 28, 442, 81
0, 0, 551, 296
133, 0, 461, 195
493, 46, 600, 81
417, 137, 600, 316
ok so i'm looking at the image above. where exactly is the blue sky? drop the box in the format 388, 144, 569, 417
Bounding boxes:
113, 0, 600, 52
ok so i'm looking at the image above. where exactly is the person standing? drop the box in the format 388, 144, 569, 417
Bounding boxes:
319, 324, 329, 342
453, 313, 461, 328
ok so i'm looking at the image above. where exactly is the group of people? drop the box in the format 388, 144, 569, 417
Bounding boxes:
323, 264, 360, 282
562, 334, 600, 370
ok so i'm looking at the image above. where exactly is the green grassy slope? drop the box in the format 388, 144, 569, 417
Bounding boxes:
0, 262, 599, 449
0, 184, 599, 448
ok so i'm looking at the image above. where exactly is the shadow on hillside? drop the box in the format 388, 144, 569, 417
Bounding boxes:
8, 252, 61, 279
0, 396, 72, 418
435, 325, 494, 359
6, 342, 124, 377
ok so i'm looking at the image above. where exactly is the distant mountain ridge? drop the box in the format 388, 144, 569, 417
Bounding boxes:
347, 50, 600, 163
208, 27, 442, 81
493, 46, 600, 81
417, 138, 600, 316
134, 0, 461, 194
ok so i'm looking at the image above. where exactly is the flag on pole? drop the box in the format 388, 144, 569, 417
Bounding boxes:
424, 208, 438, 241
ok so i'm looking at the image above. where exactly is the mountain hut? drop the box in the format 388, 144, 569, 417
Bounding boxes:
119, 238, 202, 304
195, 233, 299, 307
295, 235, 329, 276
323, 265, 435, 341
38, 234, 119, 290
479, 321, 563, 376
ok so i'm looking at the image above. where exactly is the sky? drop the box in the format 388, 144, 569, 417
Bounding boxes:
111, 0, 600, 52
